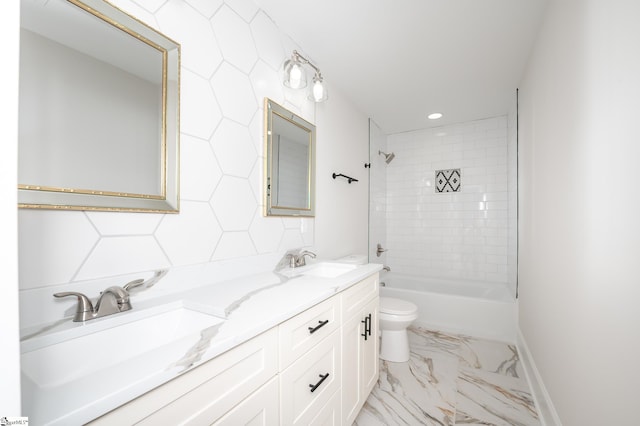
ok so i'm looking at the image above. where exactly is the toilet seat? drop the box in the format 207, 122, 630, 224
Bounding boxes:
380, 297, 417, 316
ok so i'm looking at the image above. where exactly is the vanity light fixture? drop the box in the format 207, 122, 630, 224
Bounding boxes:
283, 50, 328, 102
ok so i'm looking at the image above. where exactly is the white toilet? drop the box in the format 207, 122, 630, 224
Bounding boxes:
379, 297, 418, 363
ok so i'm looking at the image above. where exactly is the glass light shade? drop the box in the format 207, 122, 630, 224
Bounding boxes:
308, 75, 328, 102
283, 59, 307, 89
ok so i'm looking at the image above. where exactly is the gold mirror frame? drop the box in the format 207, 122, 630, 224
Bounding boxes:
18, 0, 180, 213
263, 98, 315, 217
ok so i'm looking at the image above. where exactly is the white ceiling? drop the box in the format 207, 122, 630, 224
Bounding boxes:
254, 0, 549, 134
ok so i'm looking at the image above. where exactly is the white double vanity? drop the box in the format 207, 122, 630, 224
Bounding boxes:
21, 261, 382, 425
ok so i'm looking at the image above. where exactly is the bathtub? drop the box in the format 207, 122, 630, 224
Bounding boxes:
379, 273, 518, 342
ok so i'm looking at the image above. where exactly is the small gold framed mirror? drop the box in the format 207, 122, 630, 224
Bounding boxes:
263, 98, 315, 217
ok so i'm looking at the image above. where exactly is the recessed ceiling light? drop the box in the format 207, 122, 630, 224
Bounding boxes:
428, 112, 443, 120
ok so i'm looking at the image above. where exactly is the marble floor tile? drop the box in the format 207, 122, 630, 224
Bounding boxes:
354, 326, 540, 426
458, 336, 524, 379
355, 349, 459, 425
456, 368, 539, 426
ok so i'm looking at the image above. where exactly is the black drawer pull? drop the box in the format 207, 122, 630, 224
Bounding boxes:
308, 319, 329, 334
309, 373, 330, 393
361, 313, 372, 340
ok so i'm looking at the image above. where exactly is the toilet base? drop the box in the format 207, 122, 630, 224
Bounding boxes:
379, 329, 411, 362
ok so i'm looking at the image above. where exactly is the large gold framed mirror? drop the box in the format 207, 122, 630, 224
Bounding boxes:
18, 0, 180, 212
263, 98, 315, 217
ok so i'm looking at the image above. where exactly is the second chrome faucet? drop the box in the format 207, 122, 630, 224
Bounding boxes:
287, 250, 317, 268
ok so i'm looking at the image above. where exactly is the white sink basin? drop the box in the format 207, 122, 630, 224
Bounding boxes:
302, 262, 358, 278
21, 306, 225, 388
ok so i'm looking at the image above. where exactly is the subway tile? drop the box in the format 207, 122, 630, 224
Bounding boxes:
384, 115, 514, 284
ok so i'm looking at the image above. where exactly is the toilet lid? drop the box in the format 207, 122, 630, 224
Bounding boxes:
380, 297, 418, 315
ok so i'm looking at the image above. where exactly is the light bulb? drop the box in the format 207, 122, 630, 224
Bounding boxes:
308, 74, 328, 102
289, 64, 303, 89
312, 80, 325, 101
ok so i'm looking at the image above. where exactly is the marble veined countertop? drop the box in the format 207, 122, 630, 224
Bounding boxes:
20, 260, 382, 425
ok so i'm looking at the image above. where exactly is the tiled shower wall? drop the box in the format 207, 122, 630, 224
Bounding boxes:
18, 0, 317, 294
384, 115, 517, 294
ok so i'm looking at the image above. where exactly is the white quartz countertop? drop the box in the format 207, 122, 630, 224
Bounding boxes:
21, 261, 382, 425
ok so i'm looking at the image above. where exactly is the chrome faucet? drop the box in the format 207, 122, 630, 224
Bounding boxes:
54, 278, 144, 322
287, 250, 317, 268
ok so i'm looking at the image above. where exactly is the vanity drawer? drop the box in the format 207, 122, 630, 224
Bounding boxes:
308, 389, 341, 426
278, 295, 340, 370
90, 327, 277, 426
212, 376, 279, 425
280, 329, 341, 426
341, 273, 379, 321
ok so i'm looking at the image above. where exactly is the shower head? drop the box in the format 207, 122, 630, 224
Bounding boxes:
378, 150, 395, 164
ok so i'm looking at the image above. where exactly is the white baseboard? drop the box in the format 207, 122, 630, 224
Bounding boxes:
517, 329, 563, 426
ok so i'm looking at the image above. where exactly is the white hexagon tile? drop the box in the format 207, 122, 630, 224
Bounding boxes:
180, 134, 223, 201
210, 176, 258, 231
181, 69, 222, 139
249, 107, 267, 154
185, 0, 224, 18
251, 12, 287, 71
210, 62, 258, 125
250, 60, 285, 106
19, 210, 99, 288
224, 0, 259, 22
211, 119, 257, 178
211, 5, 258, 74
75, 236, 170, 281
212, 232, 257, 261
248, 156, 264, 204
249, 211, 284, 254
155, 201, 223, 265
155, 0, 223, 78
85, 211, 163, 235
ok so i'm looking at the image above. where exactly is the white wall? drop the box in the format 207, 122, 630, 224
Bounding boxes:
518, 0, 640, 424
1, 0, 21, 415
384, 117, 516, 291
16, 0, 368, 334
314, 83, 369, 259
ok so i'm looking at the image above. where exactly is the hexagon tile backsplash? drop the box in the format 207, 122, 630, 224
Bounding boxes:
18, 0, 316, 290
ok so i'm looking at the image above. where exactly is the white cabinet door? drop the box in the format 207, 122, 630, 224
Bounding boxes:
308, 389, 341, 426
212, 376, 279, 426
341, 310, 365, 424
340, 276, 380, 425
361, 297, 379, 396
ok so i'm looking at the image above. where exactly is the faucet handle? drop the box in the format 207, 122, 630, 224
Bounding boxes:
123, 278, 145, 293
296, 250, 317, 267
54, 292, 94, 321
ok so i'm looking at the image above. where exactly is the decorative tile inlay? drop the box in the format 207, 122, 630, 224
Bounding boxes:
355, 326, 539, 426
436, 169, 461, 192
